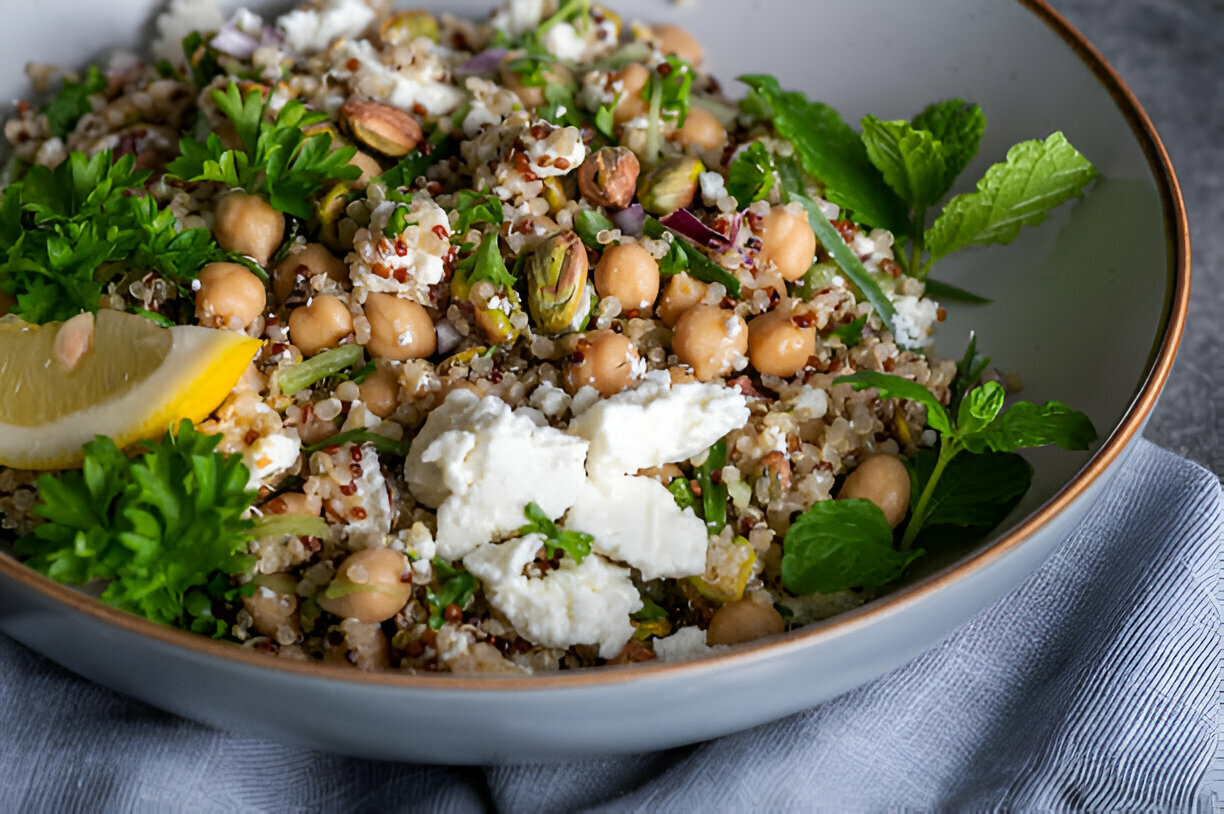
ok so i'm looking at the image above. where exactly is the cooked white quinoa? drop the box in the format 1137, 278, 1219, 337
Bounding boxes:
0, 0, 958, 673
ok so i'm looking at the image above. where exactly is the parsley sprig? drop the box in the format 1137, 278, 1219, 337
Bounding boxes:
15, 421, 258, 634
43, 65, 106, 139
779, 342, 1096, 596
0, 150, 224, 323
166, 82, 360, 220
519, 501, 592, 563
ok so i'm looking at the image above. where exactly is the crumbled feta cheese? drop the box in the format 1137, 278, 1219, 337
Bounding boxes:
490, 0, 546, 37
403, 522, 436, 585
653, 626, 719, 663
331, 38, 465, 116
463, 533, 641, 658
567, 371, 750, 475
242, 431, 300, 491
350, 196, 450, 305
528, 380, 572, 419
153, 0, 225, 64
526, 125, 587, 178
462, 77, 521, 137
541, 21, 588, 61
403, 390, 589, 559
890, 294, 940, 348
700, 171, 728, 207
566, 473, 708, 580
279, 0, 376, 54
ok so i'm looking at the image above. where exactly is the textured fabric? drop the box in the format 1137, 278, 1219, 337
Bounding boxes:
0, 439, 1220, 812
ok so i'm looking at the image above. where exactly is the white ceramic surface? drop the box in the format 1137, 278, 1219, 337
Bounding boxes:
0, 0, 1186, 762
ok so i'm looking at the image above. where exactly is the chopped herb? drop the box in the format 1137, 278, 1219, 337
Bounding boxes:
250, 512, 331, 540
667, 477, 697, 511
43, 65, 106, 139
827, 314, 867, 347
376, 128, 453, 189
15, 421, 256, 633
450, 189, 504, 235
519, 501, 592, 563
574, 208, 615, 250
725, 141, 776, 205
642, 216, 741, 297
922, 278, 990, 304
277, 344, 366, 395
427, 559, 477, 630
301, 428, 411, 458
594, 101, 617, 139
181, 31, 224, 88
166, 81, 361, 220
383, 205, 416, 238
454, 233, 516, 289
694, 439, 728, 534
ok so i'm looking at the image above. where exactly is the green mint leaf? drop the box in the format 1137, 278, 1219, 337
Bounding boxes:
860, 116, 948, 209
781, 498, 922, 594
922, 278, 991, 304
906, 448, 1032, 530
451, 189, 504, 235
574, 209, 615, 250
956, 380, 1006, 436
43, 66, 106, 139
738, 74, 907, 233
910, 99, 985, 195
960, 398, 1097, 454
925, 132, 1098, 264
949, 331, 990, 416
834, 371, 953, 436
725, 142, 776, 205
16, 421, 256, 632
694, 439, 728, 534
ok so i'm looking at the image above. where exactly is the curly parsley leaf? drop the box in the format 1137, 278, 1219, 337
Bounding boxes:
519, 501, 592, 563
15, 421, 256, 633
451, 189, 504, 235
166, 82, 360, 219
725, 141, 776, 205
781, 499, 923, 595
43, 65, 106, 139
454, 233, 516, 290
377, 128, 454, 189
925, 132, 1098, 265
427, 559, 477, 630
738, 74, 907, 234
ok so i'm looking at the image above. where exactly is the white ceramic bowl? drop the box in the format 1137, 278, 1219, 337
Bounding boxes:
0, 0, 1187, 762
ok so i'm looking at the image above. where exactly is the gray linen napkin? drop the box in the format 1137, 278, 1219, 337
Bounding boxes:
1, 438, 1220, 812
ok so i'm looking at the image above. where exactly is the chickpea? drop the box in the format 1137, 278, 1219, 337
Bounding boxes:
669, 108, 726, 153
611, 63, 650, 124
652, 24, 704, 66
363, 293, 436, 360
242, 574, 300, 640
264, 491, 319, 516
348, 150, 383, 190
317, 548, 413, 624
273, 243, 350, 303
671, 305, 748, 382
358, 364, 400, 418
288, 295, 354, 357
747, 305, 817, 378
213, 191, 284, 266
668, 365, 696, 385
500, 53, 573, 110
656, 272, 708, 327
195, 262, 267, 330
755, 205, 817, 282
838, 454, 912, 528
594, 243, 660, 312
564, 330, 641, 397
706, 599, 785, 646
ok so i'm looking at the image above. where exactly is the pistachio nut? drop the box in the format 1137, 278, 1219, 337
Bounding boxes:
379, 10, 440, 46
340, 99, 424, 157
472, 287, 523, 345
527, 231, 590, 335
577, 146, 640, 209
637, 155, 704, 215
313, 182, 350, 252
541, 177, 568, 215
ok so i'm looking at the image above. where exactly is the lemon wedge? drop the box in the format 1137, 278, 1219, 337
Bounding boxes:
0, 310, 262, 469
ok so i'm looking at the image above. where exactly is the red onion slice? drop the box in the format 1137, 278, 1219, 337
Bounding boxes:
455, 49, 508, 77
610, 204, 645, 237
660, 208, 729, 250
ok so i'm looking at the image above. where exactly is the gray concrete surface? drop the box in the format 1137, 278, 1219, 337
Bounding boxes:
1051, 0, 1222, 475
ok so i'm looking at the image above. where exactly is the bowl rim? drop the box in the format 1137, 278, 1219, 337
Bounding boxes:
0, 0, 1190, 691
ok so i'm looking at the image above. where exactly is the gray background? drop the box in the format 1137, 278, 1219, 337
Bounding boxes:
1051, 0, 1222, 476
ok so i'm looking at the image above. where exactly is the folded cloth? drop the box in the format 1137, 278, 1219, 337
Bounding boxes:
1, 438, 1220, 812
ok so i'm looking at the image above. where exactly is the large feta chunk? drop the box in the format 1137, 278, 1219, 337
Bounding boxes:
404, 390, 589, 559
279, 0, 376, 54
566, 473, 708, 580
463, 533, 641, 658
350, 196, 451, 304
567, 372, 750, 475
331, 38, 466, 116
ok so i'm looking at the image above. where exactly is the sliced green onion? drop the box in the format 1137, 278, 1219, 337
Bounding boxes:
302, 428, 411, 458
278, 344, 364, 395
251, 512, 330, 540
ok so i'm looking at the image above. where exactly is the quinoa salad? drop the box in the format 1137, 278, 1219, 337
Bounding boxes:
0, 0, 1099, 673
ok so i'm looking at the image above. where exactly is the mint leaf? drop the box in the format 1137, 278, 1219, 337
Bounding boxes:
960, 399, 1097, 454
907, 448, 1032, 529
834, 370, 952, 436
738, 74, 907, 233
923, 278, 991, 304
860, 116, 947, 209
956, 380, 1006, 437
925, 132, 1098, 264
911, 99, 985, 195
725, 142, 775, 205
781, 498, 922, 594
